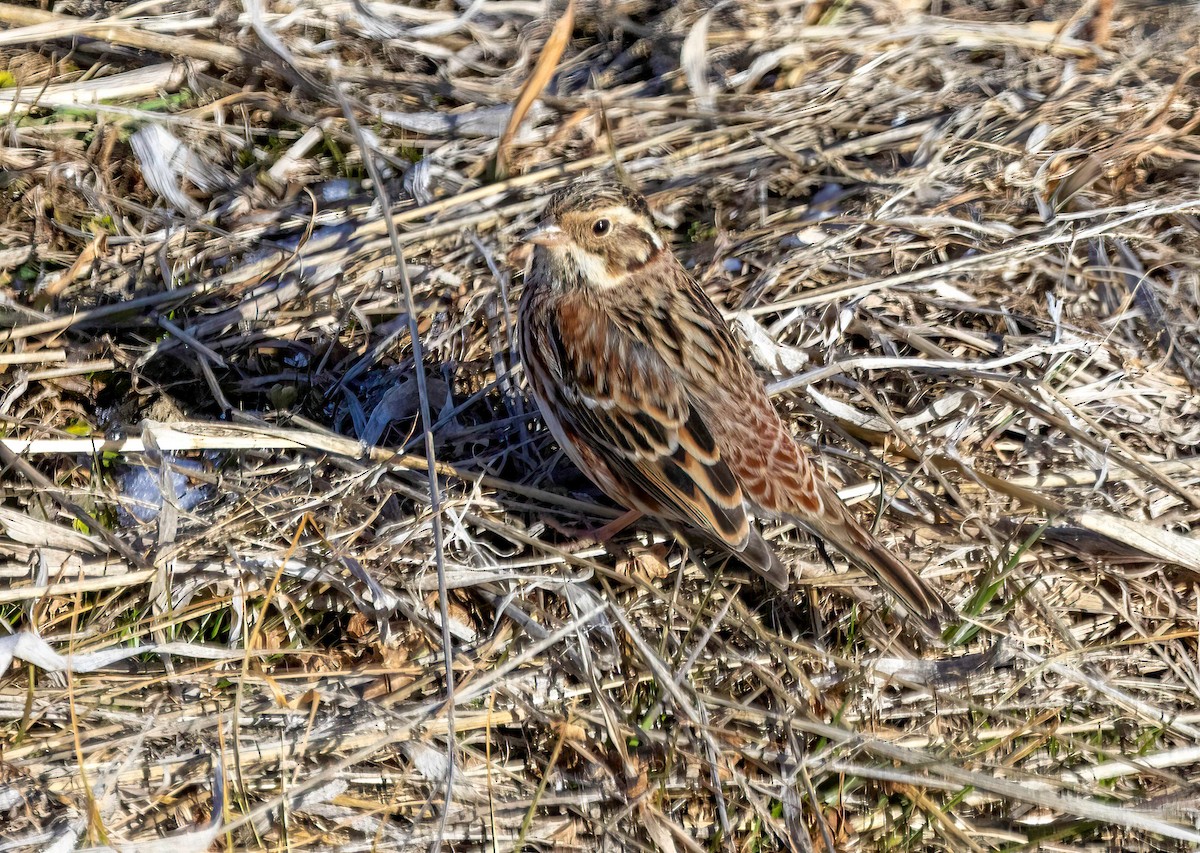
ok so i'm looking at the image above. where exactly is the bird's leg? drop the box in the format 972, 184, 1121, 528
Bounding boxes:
590, 509, 643, 541
543, 509, 643, 549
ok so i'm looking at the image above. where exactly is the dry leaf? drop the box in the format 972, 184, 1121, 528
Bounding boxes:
495, 0, 576, 177
682, 8, 715, 113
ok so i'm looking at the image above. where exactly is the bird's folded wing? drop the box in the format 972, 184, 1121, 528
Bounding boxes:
547, 313, 753, 551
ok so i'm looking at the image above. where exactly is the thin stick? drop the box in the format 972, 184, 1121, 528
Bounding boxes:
333, 69, 458, 853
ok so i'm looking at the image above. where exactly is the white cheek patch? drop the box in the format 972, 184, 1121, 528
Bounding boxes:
566, 245, 620, 287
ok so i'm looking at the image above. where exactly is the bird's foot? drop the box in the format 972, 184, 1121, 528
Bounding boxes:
542, 509, 643, 552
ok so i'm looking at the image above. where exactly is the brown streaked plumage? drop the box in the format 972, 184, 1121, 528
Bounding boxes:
518, 176, 951, 638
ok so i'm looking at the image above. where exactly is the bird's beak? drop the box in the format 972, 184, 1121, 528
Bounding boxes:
522, 224, 566, 248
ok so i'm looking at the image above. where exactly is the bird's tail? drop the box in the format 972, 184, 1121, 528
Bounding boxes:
737, 527, 790, 590
807, 498, 950, 640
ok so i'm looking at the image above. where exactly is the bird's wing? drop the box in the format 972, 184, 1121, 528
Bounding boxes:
535, 296, 786, 587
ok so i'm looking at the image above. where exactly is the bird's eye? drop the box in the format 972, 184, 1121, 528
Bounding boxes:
592, 218, 611, 236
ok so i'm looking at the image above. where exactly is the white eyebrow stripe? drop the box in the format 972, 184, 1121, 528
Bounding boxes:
596, 207, 662, 248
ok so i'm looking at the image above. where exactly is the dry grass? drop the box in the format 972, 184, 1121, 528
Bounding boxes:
2, 0, 1200, 849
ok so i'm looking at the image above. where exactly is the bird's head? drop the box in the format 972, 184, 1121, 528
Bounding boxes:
523, 178, 666, 288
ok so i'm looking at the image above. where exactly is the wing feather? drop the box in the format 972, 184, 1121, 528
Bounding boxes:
543, 298, 756, 554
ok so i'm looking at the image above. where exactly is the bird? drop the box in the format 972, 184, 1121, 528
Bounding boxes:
517, 176, 951, 638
